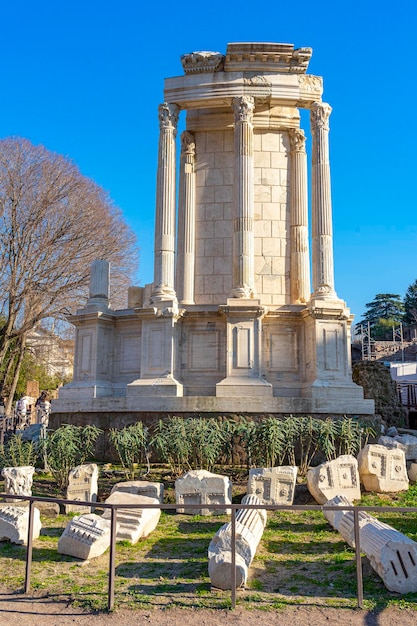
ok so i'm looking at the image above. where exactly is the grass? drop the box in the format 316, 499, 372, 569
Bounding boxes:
0, 466, 417, 613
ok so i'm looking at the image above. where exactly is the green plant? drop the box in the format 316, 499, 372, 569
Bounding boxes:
0, 434, 37, 468
151, 417, 191, 475
187, 417, 225, 471
254, 416, 285, 467
109, 422, 149, 479
318, 417, 337, 460
43, 424, 102, 490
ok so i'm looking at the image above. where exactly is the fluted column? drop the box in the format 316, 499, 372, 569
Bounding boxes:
152, 102, 179, 302
176, 131, 196, 304
231, 96, 256, 299
310, 101, 336, 299
289, 128, 310, 303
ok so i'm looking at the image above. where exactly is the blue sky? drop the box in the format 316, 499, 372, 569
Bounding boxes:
1, 0, 416, 322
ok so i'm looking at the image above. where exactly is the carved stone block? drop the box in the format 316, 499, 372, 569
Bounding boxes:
357, 444, 409, 493
247, 466, 297, 505
306, 455, 361, 504
175, 469, 232, 515
2, 466, 35, 501
110, 480, 164, 503
58, 513, 113, 560
65, 463, 99, 513
101, 492, 160, 544
0, 504, 41, 545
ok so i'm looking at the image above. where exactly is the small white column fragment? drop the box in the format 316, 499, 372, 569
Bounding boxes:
208, 494, 267, 590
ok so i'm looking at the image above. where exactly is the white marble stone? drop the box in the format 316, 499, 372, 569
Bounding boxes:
0, 504, 41, 545
208, 494, 267, 590
110, 480, 164, 503
247, 466, 298, 505
379, 434, 417, 461
2, 466, 35, 500
58, 513, 113, 560
324, 494, 417, 593
65, 463, 98, 514
101, 492, 160, 544
175, 469, 232, 515
307, 455, 361, 504
357, 444, 409, 493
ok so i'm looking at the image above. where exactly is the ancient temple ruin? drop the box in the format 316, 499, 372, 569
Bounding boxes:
54, 42, 374, 422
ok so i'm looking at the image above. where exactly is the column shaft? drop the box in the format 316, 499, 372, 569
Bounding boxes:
152, 102, 179, 302
232, 96, 255, 299
289, 128, 310, 303
310, 102, 336, 299
176, 131, 196, 304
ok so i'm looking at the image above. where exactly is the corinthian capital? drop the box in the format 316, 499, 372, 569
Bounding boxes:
158, 102, 180, 131
181, 131, 196, 155
232, 96, 255, 123
288, 128, 306, 152
310, 102, 332, 132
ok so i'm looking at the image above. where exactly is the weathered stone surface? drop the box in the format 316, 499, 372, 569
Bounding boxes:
65, 463, 98, 514
247, 466, 297, 505
110, 480, 164, 503
208, 494, 267, 590
176, 469, 232, 515
324, 494, 417, 593
357, 444, 409, 493
58, 513, 113, 560
408, 462, 417, 482
101, 492, 160, 544
379, 434, 417, 461
307, 455, 361, 504
0, 504, 41, 544
2, 466, 35, 500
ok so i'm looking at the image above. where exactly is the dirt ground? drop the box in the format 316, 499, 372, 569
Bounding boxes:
0, 590, 416, 626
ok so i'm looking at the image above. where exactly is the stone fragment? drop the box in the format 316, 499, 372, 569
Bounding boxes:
306, 455, 361, 504
58, 513, 113, 560
357, 444, 408, 493
175, 469, 232, 515
101, 492, 160, 544
247, 466, 297, 505
208, 494, 267, 590
0, 504, 41, 544
65, 463, 98, 513
2, 466, 35, 501
110, 480, 164, 503
378, 433, 417, 460
408, 462, 417, 482
323, 494, 417, 593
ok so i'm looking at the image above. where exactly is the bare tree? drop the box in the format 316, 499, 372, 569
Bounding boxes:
0, 137, 138, 406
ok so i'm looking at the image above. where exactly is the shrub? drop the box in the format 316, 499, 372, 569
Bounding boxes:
0, 434, 37, 468
109, 422, 149, 479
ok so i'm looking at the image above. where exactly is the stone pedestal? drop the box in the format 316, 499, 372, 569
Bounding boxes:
307, 455, 361, 504
247, 466, 298, 505
357, 444, 409, 493
65, 463, 98, 514
175, 469, 232, 515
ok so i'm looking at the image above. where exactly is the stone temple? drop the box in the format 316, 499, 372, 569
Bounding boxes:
54, 42, 374, 424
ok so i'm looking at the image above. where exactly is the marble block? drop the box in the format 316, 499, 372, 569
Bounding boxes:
65, 463, 99, 513
110, 480, 164, 503
2, 466, 35, 501
176, 469, 232, 515
357, 444, 409, 493
0, 504, 41, 545
58, 513, 113, 560
247, 466, 298, 505
101, 492, 160, 544
208, 494, 267, 590
307, 455, 361, 504
378, 434, 417, 461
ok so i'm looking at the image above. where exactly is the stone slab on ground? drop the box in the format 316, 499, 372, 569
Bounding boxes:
176, 469, 232, 515
307, 455, 361, 504
247, 466, 297, 504
0, 504, 41, 544
101, 492, 160, 544
110, 480, 164, 502
357, 444, 409, 493
65, 463, 99, 514
58, 513, 113, 560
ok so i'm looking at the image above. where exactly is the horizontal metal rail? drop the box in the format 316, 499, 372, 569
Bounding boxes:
1, 492, 417, 611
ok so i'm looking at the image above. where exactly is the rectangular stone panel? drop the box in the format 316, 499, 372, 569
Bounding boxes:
268, 330, 298, 372
189, 330, 220, 372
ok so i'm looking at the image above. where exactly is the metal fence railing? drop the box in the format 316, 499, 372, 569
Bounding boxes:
1, 493, 417, 611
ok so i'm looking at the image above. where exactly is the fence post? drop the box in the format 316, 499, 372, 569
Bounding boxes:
353, 508, 364, 608
24, 499, 35, 593
107, 506, 117, 611
231, 506, 236, 609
